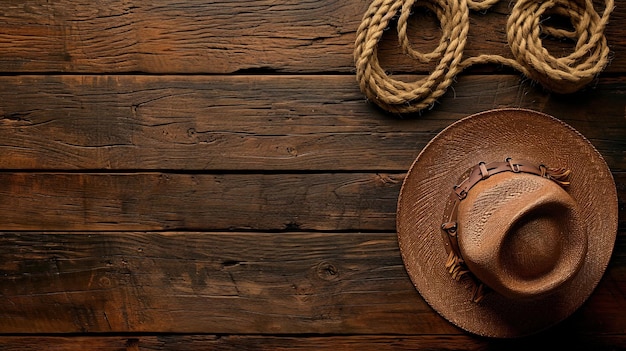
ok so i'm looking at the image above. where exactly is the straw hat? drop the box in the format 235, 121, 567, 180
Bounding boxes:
396, 108, 618, 338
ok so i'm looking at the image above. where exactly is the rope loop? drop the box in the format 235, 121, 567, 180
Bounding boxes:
354, 0, 614, 114
508, 0, 612, 93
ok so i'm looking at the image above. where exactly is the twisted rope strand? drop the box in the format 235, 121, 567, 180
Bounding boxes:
354, 0, 614, 114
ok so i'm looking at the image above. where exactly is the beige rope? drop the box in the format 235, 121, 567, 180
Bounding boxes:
354, 0, 614, 114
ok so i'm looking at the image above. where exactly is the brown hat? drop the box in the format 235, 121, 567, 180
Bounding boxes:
396, 108, 618, 338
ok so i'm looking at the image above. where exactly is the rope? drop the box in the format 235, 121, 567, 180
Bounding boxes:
353, 0, 614, 114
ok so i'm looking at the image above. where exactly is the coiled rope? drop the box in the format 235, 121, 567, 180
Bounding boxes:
354, 0, 613, 114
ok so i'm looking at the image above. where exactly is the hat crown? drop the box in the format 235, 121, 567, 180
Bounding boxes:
457, 172, 587, 299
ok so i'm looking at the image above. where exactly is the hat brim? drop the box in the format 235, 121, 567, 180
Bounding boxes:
396, 108, 618, 338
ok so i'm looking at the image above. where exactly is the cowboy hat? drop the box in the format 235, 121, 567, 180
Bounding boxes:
396, 108, 618, 337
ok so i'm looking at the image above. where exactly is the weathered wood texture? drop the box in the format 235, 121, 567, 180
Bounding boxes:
1, 334, 626, 351
0, 0, 623, 74
0, 0, 625, 349
0, 75, 624, 171
0, 172, 623, 231
0, 232, 624, 335
0, 172, 402, 231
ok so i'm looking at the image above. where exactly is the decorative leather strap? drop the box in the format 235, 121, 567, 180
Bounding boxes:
440, 157, 571, 302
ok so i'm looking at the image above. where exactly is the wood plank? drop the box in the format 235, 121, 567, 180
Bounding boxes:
133, 333, 626, 351
0, 337, 133, 351
0, 0, 623, 74
0, 232, 623, 334
0, 172, 623, 231
0, 232, 447, 334
0, 75, 624, 171
0, 334, 625, 351
0, 172, 402, 231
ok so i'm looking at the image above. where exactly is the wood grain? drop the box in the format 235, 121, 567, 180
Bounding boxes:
0, 232, 623, 334
0, 334, 625, 351
0, 172, 623, 231
0, 172, 403, 231
0, 0, 623, 74
0, 75, 624, 171
0, 0, 624, 347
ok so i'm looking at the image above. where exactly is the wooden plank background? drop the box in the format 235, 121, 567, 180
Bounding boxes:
0, 0, 624, 350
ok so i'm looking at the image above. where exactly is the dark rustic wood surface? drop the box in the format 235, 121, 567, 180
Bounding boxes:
0, 0, 624, 350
